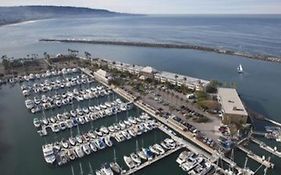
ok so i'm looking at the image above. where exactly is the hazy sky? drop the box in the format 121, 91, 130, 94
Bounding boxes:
1, 0, 281, 14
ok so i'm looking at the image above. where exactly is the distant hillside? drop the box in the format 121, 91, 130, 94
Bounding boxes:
0, 6, 125, 26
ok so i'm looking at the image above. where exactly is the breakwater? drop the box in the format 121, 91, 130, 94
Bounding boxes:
39, 38, 281, 63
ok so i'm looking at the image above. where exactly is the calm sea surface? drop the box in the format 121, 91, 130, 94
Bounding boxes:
0, 15, 281, 174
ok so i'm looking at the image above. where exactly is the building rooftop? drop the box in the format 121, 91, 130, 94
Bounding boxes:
155, 71, 209, 86
217, 88, 248, 116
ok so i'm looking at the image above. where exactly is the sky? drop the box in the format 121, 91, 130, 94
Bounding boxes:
1, 0, 281, 14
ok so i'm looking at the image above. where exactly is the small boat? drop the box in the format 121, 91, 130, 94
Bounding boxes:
237, 64, 244, 73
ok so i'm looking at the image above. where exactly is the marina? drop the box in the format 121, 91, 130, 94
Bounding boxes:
35, 99, 133, 136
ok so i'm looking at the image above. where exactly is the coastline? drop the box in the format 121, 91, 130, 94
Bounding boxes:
39, 39, 281, 64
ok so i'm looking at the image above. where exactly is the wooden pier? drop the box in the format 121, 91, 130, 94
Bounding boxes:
237, 145, 274, 168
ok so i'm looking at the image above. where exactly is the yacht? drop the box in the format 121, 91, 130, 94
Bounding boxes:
142, 148, 153, 160
104, 136, 113, 147
130, 153, 141, 165
110, 162, 122, 174
33, 118, 41, 128
153, 144, 165, 155
76, 135, 83, 144
100, 126, 109, 134
61, 139, 69, 149
123, 155, 136, 169
74, 145, 85, 158
42, 144, 56, 164
52, 124, 60, 133
176, 151, 188, 165
82, 143, 91, 155
25, 99, 34, 109
67, 149, 76, 161
94, 138, 106, 150
69, 137, 76, 146
89, 141, 97, 152
100, 163, 114, 175
149, 146, 160, 155
121, 130, 131, 140
137, 150, 147, 160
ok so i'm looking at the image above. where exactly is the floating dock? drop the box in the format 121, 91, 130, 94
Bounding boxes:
124, 145, 183, 175
250, 137, 281, 159
237, 145, 274, 168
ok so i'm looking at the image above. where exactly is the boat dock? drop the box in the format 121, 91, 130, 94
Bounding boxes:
250, 137, 281, 159
265, 118, 281, 127
237, 145, 274, 168
124, 145, 183, 175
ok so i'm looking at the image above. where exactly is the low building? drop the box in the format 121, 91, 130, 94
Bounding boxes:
217, 88, 248, 125
154, 71, 209, 90
94, 69, 112, 83
140, 66, 157, 78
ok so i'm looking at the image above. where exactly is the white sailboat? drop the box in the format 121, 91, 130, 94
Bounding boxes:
237, 64, 244, 73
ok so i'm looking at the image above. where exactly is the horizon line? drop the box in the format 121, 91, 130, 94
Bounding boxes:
1, 5, 281, 15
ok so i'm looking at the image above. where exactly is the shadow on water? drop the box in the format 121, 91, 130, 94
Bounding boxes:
0, 119, 11, 161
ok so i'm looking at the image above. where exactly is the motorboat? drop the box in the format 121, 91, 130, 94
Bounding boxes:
74, 145, 85, 158
130, 153, 141, 165
33, 118, 41, 128
42, 144, 56, 164
110, 162, 121, 174
76, 135, 83, 144
153, 144, 165, 155
142, 148, 153, 161
89, 141, 97, 152
82, 143, 91, 155
68, 137, 76, 146
137, 150, 147, 160
67, 149, 76, 161
149, 146, 160, 155
123, 155, 135, 169
94, 138, 106, 150
25, 99, 34, 109
100, 163, 114, 175
104, 136, 113, 147
61, 139, 69, 149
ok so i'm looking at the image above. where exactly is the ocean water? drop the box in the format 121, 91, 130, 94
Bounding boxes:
0, 15, 281, 175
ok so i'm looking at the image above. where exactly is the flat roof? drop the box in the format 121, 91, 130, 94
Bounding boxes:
217, 88, 248, 116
